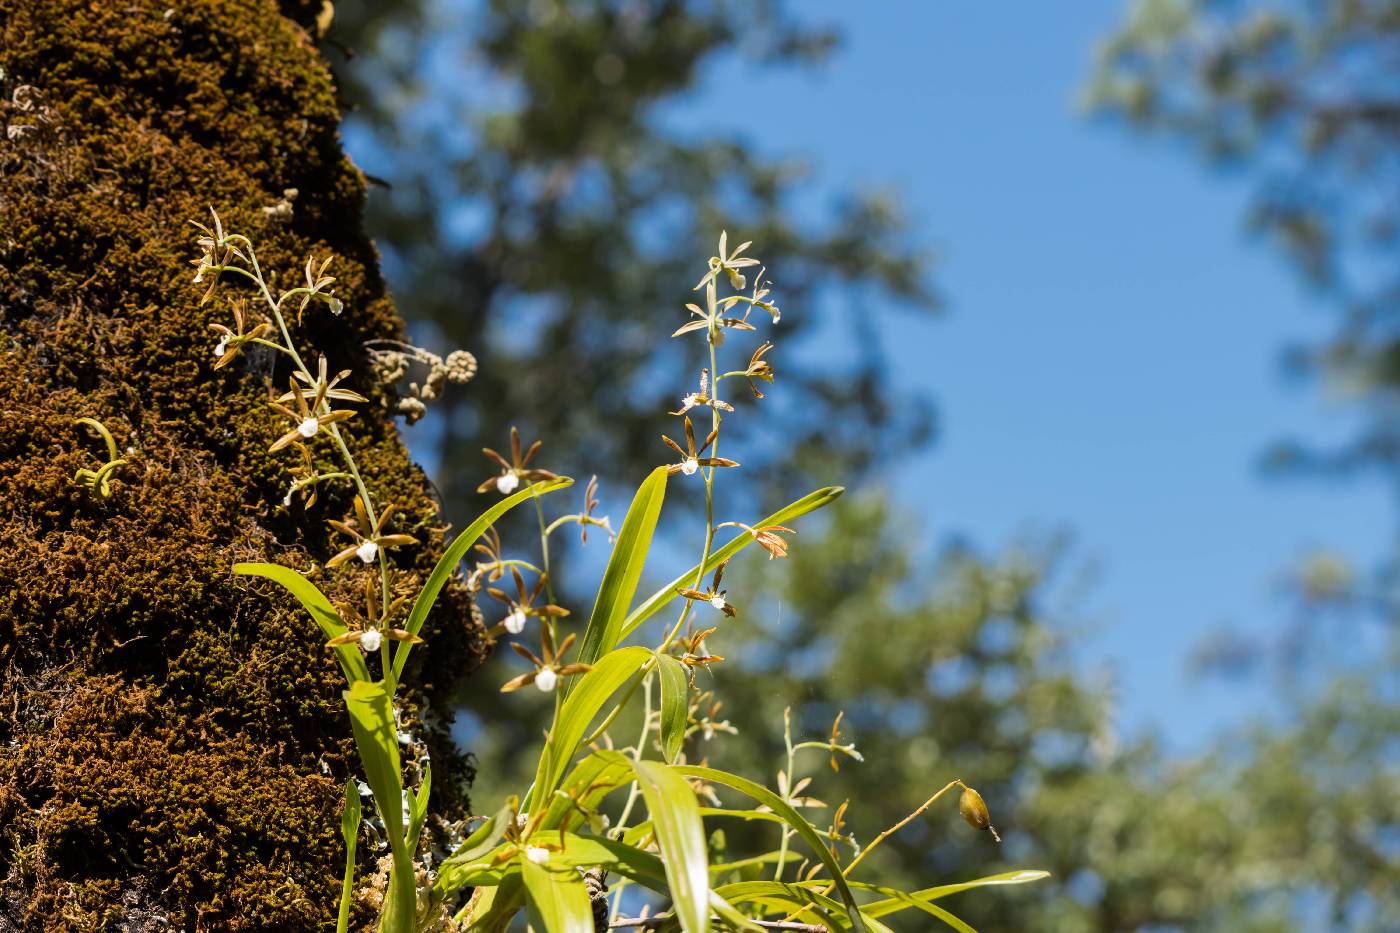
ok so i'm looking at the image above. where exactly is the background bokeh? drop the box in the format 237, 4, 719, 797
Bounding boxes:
330, 1, 1398, 929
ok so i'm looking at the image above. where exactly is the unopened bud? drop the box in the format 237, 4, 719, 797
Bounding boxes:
958, 786, 1000, 842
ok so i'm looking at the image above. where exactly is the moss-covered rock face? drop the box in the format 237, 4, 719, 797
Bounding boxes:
0, 2, 483, 928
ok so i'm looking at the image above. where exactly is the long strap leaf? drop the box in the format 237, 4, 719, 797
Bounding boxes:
599, 752, 710, 933
572, 466, 668, 672
522, 860, 594, 933
531, 646, 652, 806
674, 765, 867, 933
393, 476, 572, 678
617, 485, 843, 643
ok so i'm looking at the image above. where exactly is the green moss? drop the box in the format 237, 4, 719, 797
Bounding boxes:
0, 1, 483, 928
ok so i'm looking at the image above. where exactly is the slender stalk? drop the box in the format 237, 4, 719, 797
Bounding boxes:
658, 279, 723, 654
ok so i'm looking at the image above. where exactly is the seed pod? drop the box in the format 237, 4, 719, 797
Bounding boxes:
958, 786, 1001, 842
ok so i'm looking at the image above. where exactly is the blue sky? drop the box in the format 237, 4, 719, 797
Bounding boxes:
346, 1, 1392, 752
655, 1, 1392, 748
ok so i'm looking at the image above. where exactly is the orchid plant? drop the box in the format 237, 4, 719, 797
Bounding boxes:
193, 216, 1047, 932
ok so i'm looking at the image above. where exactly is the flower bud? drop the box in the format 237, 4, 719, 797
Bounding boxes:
958, 786, 1000, 841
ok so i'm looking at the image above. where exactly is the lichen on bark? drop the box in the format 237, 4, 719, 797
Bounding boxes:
0, 2, 483, 928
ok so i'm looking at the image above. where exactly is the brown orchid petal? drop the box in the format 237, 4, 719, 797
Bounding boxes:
384, 629, 424, 644
539, 605, 571, 618
328, 519, 359, 538
325, 545, 361, 568
482, 447, 512, 471
697, 458, 739, 468
376, 534, 419, 548
510, 642, 544, 667
556, 663, 592, 677
661, 435, 687, 457
500, 672, 536, 693
671, 320, 710, 338
325, 631, 362, 647
269, 430, 302, 453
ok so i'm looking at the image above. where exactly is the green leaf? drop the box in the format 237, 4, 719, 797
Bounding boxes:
342, 679, 416, 933
336, 777, 361, 933
393, 476, 572, 679
573, 466, 668, 670
714, 881, 898, 933
522, 860, 594, 933
618, 486, 843, 643
434, 802, 515, 896
233, 562, 369, 684
531, 646, 652, 806
342, 679, 404, 845
657, 653, 690, 764
406, 762, 431, 852
626, 756, 710, 933
541, 752, 635, 833
859, 870, 1050, 918
674, 765, 866, 933
528, 831, 669, 893
707, 891, 766, 931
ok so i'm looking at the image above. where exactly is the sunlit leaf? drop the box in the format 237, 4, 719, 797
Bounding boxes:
618, 486, 844, 642
674, 765, 866, 932
522, 860, 594, 933
342, 679, 416, 932
573, 466, 668, 670
859, 870, 1051, 918
393, 476, 573, 678
657, 653, 690, 763
625, 755, 711, 933
530, 646, 652, 807
336, 776, 360, 933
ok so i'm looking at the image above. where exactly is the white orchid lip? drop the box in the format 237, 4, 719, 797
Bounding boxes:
359, 628, 383, 652
681, 393, 698, 410
297, 417, 320, 438
525, 846, 550, 864
681, 457, 699, 476
496, 472, 520, 494
534, 667, 559, 692
214, 338, 228, 358
503, 608, 527, 634
355, 539, 379, 564
709, 595, 726, 611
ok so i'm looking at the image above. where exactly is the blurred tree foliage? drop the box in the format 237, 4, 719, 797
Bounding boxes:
330, 0, 935, 519
327, 1, 1399, 930
1085, 0, 1400, 486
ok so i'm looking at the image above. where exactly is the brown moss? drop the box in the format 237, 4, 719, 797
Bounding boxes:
0, 1, 484, 928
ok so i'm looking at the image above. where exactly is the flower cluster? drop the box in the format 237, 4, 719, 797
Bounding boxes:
365, 339, 477, 424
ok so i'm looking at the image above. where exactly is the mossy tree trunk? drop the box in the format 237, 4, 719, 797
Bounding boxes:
0, 2, 481, 928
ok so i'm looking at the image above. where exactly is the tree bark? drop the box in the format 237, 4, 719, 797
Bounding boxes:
0, 2, 480, 928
